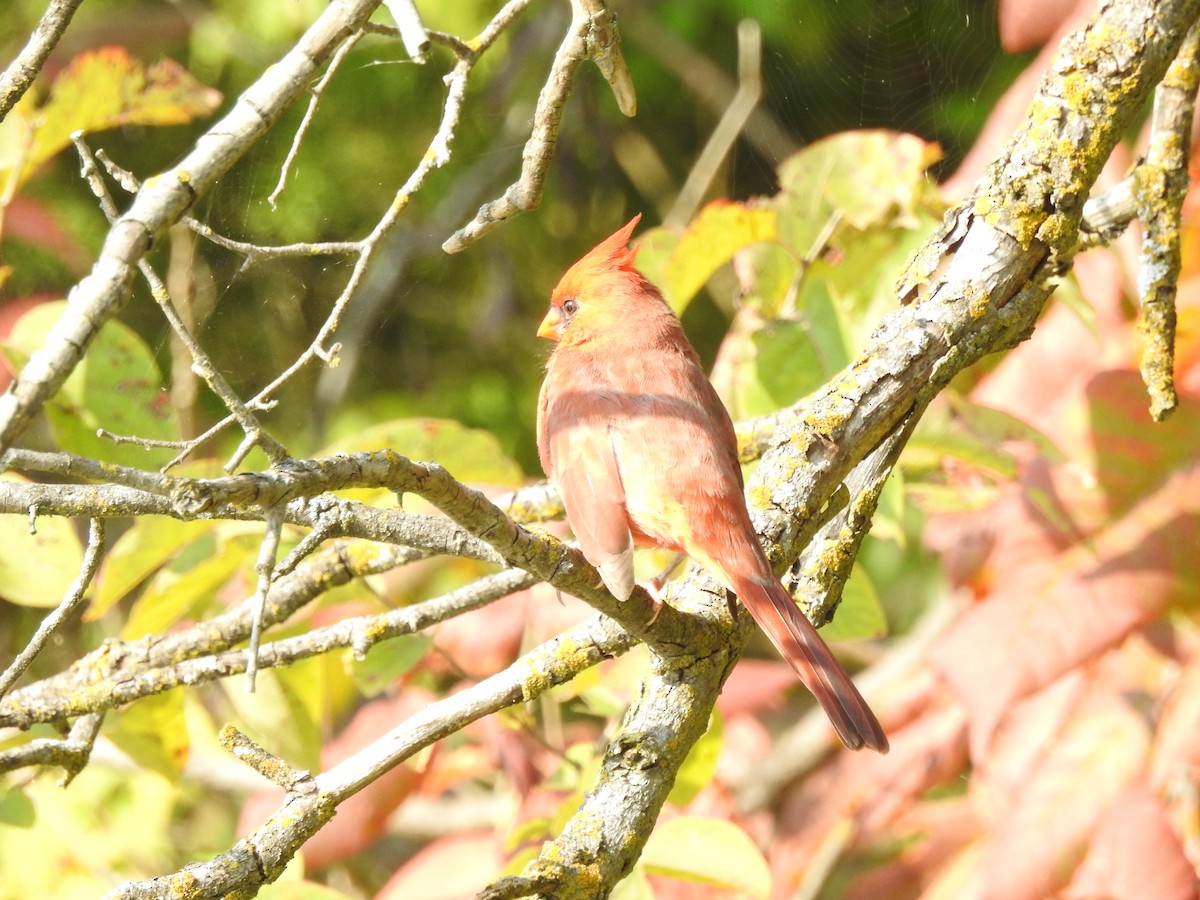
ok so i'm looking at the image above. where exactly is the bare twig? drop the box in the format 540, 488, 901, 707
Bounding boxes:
666, 19, 762, 228
384, 0, 431, 62
0, 519, 105, 699
1081, 176, 1138, 239
268, 28, 364, 208
622, 7, 798, 164
0, 0, 86, 124
92, 149, 364, 265
442, 0, 636, 252
246, 508, 285, 690
219, 724, 315, 790
161, 1, 538, 470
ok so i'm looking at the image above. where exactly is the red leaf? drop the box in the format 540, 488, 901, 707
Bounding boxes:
976, 694, 1150, 900
930, 464, 1200, 758
1063, 783, 1199, 900
377, 832, 503, 900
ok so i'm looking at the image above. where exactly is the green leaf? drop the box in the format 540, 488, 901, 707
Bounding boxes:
323, 417, 522, 486
819, 566, 889, 641
611, 865, 655, 900
0, 301, 182, 468
0, 475, 83, 607
776, 130, 941, 237
667, 709, 722, 808
107, 691, 190, 779
257, 882, 354, 900
504, 815, 553, 853
121, 532, 257, 639
629, 225, 682, 295
0, 789, 35, 828
734, 242, 800, 319
1055, 270, 1100, 341
947, 395, 1066, 464
869, 470, 908, 547
345, 634, 433, 697
751, 319, 829, 408
0, 765, 176, 897
89, 517, 215, 621
641, 816, 771, 898
224, 659, 324, 772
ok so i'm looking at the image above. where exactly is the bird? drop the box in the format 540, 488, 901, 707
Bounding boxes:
535, 214, 887, 752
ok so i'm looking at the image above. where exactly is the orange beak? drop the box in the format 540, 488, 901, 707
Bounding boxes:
537, 307, 565, 341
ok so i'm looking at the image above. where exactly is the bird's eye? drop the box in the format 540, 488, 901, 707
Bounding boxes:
561, 298, 579, 316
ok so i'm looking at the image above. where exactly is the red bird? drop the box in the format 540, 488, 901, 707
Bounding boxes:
536, 214, 887, 752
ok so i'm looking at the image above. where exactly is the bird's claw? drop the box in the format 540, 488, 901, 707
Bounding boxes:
640, 580, 665, 626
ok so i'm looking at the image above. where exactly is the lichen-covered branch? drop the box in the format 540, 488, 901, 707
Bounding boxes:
1137, 20, 1200, 420
480, 646, 730, 900
787, 410, 919, 629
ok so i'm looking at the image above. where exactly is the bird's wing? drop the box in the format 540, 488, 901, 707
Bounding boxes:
552, 423, 635, 601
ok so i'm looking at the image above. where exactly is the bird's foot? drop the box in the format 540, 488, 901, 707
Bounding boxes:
648, 552, 686, 592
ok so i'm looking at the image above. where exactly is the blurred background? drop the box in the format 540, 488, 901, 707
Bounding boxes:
9, 3, 1199, 899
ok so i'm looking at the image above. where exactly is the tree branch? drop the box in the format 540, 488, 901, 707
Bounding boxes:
0, 0, 85, 124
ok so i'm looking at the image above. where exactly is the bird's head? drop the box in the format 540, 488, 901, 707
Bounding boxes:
538, 214, 657, 345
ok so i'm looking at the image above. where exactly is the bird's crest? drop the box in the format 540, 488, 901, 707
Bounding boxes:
555, 214, 643, 294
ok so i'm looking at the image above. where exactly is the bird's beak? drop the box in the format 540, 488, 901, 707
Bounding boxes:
537, 307, 564, 341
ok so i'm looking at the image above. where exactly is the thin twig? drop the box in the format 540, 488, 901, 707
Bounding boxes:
0, 0, 382, 457
666, 19, 762, 228
246, 508, 285, 691
0, 519, 105, 699
219, 724, 315, 790
93, 149, 364, 265
162, 1, 537, 470
269, 29, 364, 208
383, 0, 431, 62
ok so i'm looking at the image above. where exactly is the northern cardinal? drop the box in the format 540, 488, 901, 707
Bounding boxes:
536, 214, 887, 752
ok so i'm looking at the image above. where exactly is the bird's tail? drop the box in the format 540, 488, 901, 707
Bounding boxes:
730, 573, 888, 753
